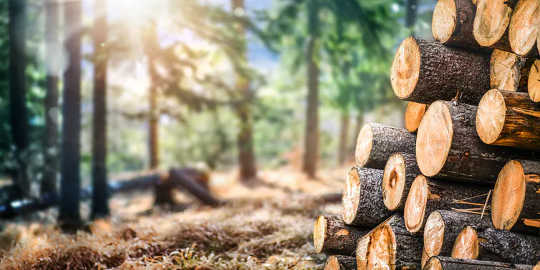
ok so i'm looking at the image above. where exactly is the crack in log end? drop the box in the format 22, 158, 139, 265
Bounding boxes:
405, 102, 427, 133
492, 160, 527, 230
529, 60, 540, 102
433, 0, 457, 44
424, 211, 446, 258
391, 37, 421, 99
451, 226, 479, 260
404, 175, 429, 233
355, 124, 373, 167
313, 216, 327, 253
383, 154, 407, 211
367, 225, 396, 270
509, 0, 540, 56
342, 168, 361, 224
473, 0, 513, 47
476, 89, 506, 144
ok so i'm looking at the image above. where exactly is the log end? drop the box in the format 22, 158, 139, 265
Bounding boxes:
391, 37, 421, 100
473, 0, 513, 47
342, 168, 361, 224
451, 226, 479, 260
355, 124, 373, 167
425, 256, 443, 270
417, 101, 453, 177
490, 49, 521, 91
356, 234, 371, 270
476, 89, 506, 144
383, 153, 408, 211
529, 60, 540, 102
424, 211, 445, 258
313, 215, 326, 253
508, 0, 540, 56
432, 0, 457, 44
367, 224, 396, 270
404, 175, 429, 233
405, 102, 427, 133
324, 256, 340, 270
492, 160, 527, 230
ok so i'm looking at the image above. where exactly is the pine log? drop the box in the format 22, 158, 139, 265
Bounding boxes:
391, 37, 490, 105
529, 59, 540, 102
432, 0, 481, 50
476, 89, 540, 150
169, 168, 221, 206
473, 0, 516, 52
492, 160, 540, 232
405, 102, 427, 133
403, 175, 489, 233
355, 233, 371, 270
478, 228, 540, 265
324, 255, 356, 270
382, 153, 420, 211
416, 100, 535, 184
342, 167, 391, 227
313, 215, 367, 256
490, 49, 534, 92
508, 0, 540, 56
425, 256, 534, 270
354, 123, 416, 169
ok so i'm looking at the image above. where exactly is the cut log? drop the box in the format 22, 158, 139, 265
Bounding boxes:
478, 227, 540, 265
403, 175, 489, 233
169, 168, 221, 206
476, 89, 540, 150
451, 226, 480, 260
391, 37, 490, 105
473, 0, 515, 51
355, 233, 371, 270
508, 0, 540, 56
491, 160, 540, 232
405, 102, 427, 133
365, 215, 422, 270
424, 210, 492, 261
354, 123, 416, 169
417, 100, 535, 184
342, 167, 391, 227
313, 215, 367, 256
529, 59, 540, 102
432, 0, 481, 50
324, 256, 356, 270
490, 49, 534, 92
425, 256, 534, 270
382, 153, 420, 211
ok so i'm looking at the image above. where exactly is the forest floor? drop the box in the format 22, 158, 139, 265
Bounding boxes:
0, 165, 348, 269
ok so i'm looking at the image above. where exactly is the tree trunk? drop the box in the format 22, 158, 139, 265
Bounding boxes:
432, 0, 481, 50
416, 101, 536, 184
478, 228, 540, 265
338, 111, 350, 165
42, 0, 59, 195
325, 255, 356, 270
476, 89, 540, 150
391, 37, 490, 105
528, 59, 540, 102
490, 49, 534, 92
313, 215, 367, 256
91, 0, 109, 220
8, 0, 29, 199
425, 256, 534, 270
302, 35, 319, 178
508, 0, 540, 56
404, 102, 427, 133
144, 23, 159, 169
382, 152, 419, 211
355, 123, 416, 169
59, 0, 82, 228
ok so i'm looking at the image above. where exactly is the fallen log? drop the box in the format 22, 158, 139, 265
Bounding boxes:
476, 89, 540, 150
529, 60, 540, 102
425, 256, 534, 270
508, 0, 540, 56
169, 168, 220, 206
382, 153, 419, 211
491, 160, 540, 233
405, 102, 427, 133
403, 175, 489, 233
324, 255, 356, 270
473, 0, 515, 52
432, 0, 480, 50
313, 215, 367, 256
490, 49, 533, 92
478, 228, 540, 265
355, 123, 416, 169
391, 37, 490, 105
342, 167, 391, 227
417, 100, 535, 184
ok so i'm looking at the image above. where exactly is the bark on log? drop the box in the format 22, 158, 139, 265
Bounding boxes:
508, 0, 540, 56
382, 153, 420, 211
355, 123, 416, 169
432, 0, 481, 50
476, 89, 540, 150
529, 60, 540, 102
473, 0, 516, 52
417, 100, 536, 184
403, 175, 490, 233
425, 256, 534, 270
492, 160, 540, 232
405, 102, 427, 133
391, 37, 490, 105
478, 228, 540, 265
313, 215, 367, 256
342, 167, 391, 227
490, 49, 534, 92
324, 255, 356, 270
169, 168, 220, 206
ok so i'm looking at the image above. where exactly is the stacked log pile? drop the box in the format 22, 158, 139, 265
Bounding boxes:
314, 0, 540, 269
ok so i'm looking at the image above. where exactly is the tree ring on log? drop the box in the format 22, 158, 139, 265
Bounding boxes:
473, 0, 513, 47
342, 168, 362, 224
324, 256, 340, 270
383, 153, 408, 211
416, 101, 453, 177
425, 256, 443, 270
390, 37, 421, 100
491, 160, 527, 230
404, 175, 429, 233
405, 102, 427, 132
424, 211, 446, 258
451, 226, 479, 259
432, 0, 457, 44
476, 89, 506, 144
509, 0, 540, 56
355, 124, 373, 167
529, 60, 540, 102
490, 49, 522, 91
366, 224, 396, 270
313, 215, 327, 253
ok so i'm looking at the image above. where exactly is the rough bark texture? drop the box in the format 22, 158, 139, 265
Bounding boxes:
355, 123, 416, 170
169, 168, 220, 206
382, 152, 419, 211
490, 50, 534, 92
426, 256, 534, 270
325, 255, 357, 270
315, 216, 367, 256
478, 228, 540, 265
433, 0, 481, 50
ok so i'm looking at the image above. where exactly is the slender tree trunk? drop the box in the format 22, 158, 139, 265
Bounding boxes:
145, 23, 159, 169
42, 0, 59, 196
337, 111, 350, 165
59, 0, 82, 227
303, 37, 319, 177
231, 0, 257, 183
8, 0, 29, 199
91, 0, 109, 219
405, 0, 418, 28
